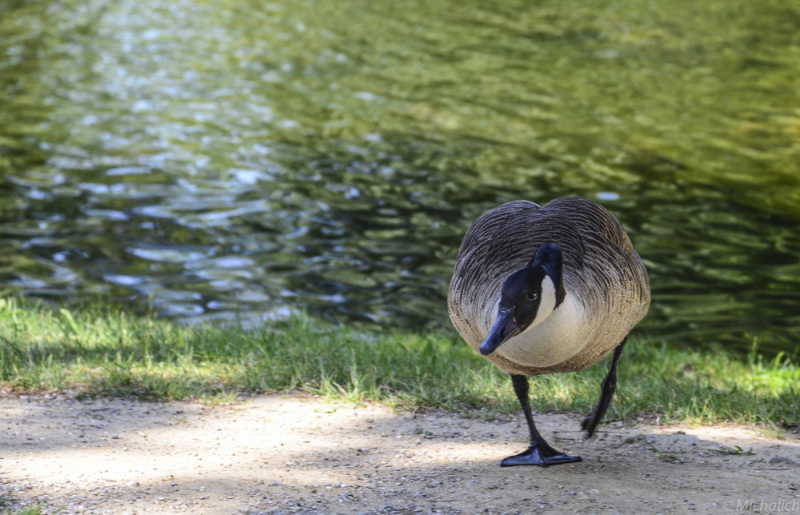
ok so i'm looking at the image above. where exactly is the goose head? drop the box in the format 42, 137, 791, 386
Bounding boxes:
479, 242, 566, 356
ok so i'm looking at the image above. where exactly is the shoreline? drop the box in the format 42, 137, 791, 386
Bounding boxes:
1, 299, 798, 431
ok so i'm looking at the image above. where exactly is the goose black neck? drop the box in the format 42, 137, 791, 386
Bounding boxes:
530, 242, 566, 307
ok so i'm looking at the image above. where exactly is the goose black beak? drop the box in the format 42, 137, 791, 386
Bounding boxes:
480, 310, 520, 356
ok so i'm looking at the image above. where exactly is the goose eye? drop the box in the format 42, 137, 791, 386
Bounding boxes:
526, 291, 538, 301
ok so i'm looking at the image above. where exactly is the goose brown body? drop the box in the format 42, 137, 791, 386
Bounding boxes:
448, 196, 650, 377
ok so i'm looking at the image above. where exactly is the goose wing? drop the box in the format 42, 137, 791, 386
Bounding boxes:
543, 196, 650, 309
448, 197, 649, 354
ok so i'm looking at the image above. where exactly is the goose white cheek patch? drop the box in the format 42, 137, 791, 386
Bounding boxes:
524, 275, 557, 332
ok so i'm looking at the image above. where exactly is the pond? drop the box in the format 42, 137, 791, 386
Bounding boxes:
2, 0, 799, 355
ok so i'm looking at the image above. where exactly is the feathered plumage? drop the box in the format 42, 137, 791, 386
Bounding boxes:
448, 196, 650, 376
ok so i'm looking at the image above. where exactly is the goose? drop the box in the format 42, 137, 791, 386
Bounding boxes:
448, 196, 650, 467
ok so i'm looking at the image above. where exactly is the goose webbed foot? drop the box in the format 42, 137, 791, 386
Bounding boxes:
500, 440, 582, 468
581, 408, 603, 439
581, 381, 616, 438
581, 336, 629, 439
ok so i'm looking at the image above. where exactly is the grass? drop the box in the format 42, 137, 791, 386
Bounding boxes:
0, 494, 46, 515
0, 298, 798, 430
2, 507, 45, 515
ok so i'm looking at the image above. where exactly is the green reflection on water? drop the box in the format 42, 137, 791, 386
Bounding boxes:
1, 0, 799, 355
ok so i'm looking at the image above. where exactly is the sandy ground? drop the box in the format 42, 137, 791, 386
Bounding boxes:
1, 391, 799, 515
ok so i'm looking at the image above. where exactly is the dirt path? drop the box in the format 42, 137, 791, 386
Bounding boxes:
1, 391, 799, 515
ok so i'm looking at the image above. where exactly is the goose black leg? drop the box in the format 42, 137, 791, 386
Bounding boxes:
581, 336, 628, 438
501, 375, 582, 467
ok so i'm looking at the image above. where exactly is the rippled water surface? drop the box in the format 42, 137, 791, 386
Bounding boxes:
2, 0, 800, 354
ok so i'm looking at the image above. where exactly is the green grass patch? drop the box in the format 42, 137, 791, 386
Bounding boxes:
1, 506, 45, 515
0, 298, 798, 429
0, 494, 48, 515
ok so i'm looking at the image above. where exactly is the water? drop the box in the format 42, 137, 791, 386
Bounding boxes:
2, 0, 799, 355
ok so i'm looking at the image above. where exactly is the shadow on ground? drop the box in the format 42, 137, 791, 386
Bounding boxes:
1, 392, 799, 514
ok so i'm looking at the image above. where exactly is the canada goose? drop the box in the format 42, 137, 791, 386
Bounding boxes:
448, 196, 650, 467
